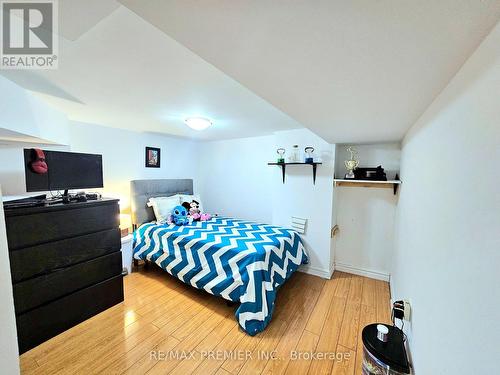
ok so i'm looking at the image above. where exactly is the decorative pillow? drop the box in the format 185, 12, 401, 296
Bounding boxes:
147, 195, 181, 223
178, 194, 204, 213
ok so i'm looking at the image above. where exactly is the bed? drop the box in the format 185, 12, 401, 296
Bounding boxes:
130, 179, 308, 336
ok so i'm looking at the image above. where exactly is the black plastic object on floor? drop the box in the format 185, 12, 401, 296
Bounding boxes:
362, 323, 410, 374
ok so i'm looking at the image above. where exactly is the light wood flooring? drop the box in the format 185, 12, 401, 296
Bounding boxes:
20, 266, 391, 375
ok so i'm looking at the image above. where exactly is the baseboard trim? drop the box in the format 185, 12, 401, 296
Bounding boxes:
298, 264, 332, 279
334, 262, 390, 282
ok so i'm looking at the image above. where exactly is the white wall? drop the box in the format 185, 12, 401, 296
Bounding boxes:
68, 121, 200, 213
198, 135, 275, 223
334, 143, 400, 280
0, 122, 200, 213
271, 129, 336, 278
199, 129, 336, 278
334, 188, 396, 280
0, 76, 69, 145
0, 187, 20, 375
0, 144, 68, 197
391, 22, 500, 374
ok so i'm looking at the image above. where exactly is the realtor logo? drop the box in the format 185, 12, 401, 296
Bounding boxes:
1, 0, 58, 69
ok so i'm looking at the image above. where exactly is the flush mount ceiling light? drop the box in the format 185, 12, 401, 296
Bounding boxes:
184, 117, 213, 131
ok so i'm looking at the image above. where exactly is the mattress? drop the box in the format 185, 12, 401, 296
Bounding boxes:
133, 216, 308, 335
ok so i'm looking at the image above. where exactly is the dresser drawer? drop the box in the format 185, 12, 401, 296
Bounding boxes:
6, 202, 119, 249
13, 251, 122, 314
9, 228, 121, 283
16, 274, 124, 354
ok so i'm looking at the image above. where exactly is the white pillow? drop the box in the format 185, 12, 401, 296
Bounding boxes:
178, 194, 204, 213
147, 195, 181, 223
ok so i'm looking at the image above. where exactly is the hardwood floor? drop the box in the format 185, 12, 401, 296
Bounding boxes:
19, 266, 391, 375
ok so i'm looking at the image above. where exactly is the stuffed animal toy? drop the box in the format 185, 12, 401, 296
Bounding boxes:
200, 213, 212, 221
189, 200, 201, 216
181, 200, 211, 221
181, 200, 201, 220
171, 205, 190, 225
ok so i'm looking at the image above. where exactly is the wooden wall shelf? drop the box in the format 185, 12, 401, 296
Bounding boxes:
268, 162, 322, 184
334, 177, 401, 195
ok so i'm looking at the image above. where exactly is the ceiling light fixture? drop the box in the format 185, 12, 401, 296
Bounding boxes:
184, 117, 213, 131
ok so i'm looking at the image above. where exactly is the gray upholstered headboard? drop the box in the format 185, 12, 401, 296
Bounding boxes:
130, 179, 193, 227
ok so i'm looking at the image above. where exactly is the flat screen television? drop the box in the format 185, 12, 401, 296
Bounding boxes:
24, 149, 103, 193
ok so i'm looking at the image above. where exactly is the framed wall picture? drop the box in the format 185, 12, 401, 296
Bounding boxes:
145, 147, 160, 168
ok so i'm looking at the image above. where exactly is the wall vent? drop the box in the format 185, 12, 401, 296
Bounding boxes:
291, 216, 307, 234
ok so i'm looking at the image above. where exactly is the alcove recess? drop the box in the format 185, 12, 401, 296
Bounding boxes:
334, 143, 401, 195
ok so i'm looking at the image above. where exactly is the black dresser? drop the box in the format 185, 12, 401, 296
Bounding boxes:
4, 198, 124, 354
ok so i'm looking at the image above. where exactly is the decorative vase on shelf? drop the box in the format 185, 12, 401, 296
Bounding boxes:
288, 144, 300, 162
344, 146, 359, 179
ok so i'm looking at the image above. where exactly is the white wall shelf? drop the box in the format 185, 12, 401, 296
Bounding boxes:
334, 178, 402, 195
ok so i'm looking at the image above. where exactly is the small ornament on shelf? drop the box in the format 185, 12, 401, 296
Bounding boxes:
276, 148, 285, 163
344, 146, 359, 179
304, 146, 315, 163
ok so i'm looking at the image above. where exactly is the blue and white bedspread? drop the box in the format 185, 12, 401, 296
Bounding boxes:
133, 217, 308, 336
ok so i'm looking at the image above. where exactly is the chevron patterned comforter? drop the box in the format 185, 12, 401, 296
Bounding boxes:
133, 217, 308, 336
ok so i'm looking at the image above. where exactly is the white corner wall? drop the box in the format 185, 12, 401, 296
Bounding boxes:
198, 129, 336, 278
0, 188, 20, 375
391, 22, 500, 374
271, 129, 336, 278
334, 143, 400, 280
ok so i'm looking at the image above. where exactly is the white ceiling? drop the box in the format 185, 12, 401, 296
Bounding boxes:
0, 128, 59, 145
2, 4, 302, 140
59, 0, 120, 41
119, 0, 500, 143
2, 1, 499, 143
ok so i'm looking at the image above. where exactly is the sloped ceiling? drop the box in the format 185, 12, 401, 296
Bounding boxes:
3, 1, 500, 143
58, 0, 120, 41
0, 128, 60, 145
1, 3, 303, 140
119, 0, 500, 143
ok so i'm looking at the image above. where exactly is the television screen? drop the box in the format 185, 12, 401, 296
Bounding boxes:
24, 149, 103, 192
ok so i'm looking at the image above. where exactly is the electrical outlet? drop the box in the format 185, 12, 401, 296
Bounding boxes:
392, 299, 411, 322
403, 300, 411, 321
